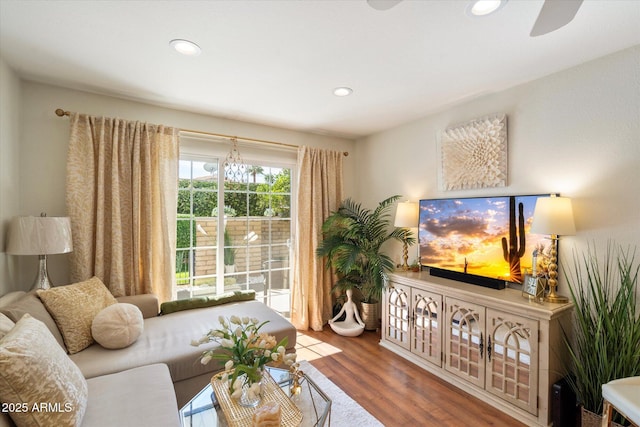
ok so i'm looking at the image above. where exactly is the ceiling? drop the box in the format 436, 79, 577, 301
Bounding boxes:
1, 1, 639, 139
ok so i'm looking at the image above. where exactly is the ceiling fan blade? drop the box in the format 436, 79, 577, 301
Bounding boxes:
530, 0, 583, 37
366, 0, 402, 11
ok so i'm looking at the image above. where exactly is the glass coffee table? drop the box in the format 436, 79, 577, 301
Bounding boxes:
179, 366, 331, 427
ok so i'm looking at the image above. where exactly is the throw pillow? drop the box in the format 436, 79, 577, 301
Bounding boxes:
160, 290, 256, 315
0, 291, 67, 350
37, 277, 117, 354
0, 314, 88, 427
91, 303, 144, 349
0, 313, 14, 339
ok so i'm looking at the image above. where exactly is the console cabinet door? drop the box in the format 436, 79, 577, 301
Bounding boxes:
384, 282, 411, 349
444, 297, 486, 388
485, 308, 539, 415
411, 289, 442, 367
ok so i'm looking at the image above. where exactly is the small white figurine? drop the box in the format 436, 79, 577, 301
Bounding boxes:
328, 289, 365, 337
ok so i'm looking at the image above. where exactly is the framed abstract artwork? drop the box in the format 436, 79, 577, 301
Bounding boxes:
440, 114, 507, 191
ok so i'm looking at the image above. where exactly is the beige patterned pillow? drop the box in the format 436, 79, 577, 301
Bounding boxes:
0, 314, 88, 426
37, 277, 117, 354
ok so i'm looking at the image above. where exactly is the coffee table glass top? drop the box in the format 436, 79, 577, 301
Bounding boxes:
179, 366, 331, 427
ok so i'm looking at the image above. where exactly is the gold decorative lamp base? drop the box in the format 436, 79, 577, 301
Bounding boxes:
401, 240, 409, 270
544, 292, 568, 304
543, 236, 568, 303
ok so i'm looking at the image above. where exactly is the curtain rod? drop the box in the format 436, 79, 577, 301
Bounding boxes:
55, 108, 348, 156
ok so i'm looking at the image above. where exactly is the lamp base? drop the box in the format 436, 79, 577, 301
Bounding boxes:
543, 237, 568, 303
544, 294, 568, 303
32, 255, 52, 290
401, 241, 409, 271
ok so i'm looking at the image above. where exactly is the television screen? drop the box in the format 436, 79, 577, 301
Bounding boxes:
418, 195, 550, 289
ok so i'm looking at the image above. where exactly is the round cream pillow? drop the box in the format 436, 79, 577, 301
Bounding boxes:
91, 303, 143, 349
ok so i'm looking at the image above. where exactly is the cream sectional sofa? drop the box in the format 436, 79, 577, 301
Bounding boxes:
0, 285, 297, 427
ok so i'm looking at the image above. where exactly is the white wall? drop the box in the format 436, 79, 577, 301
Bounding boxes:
355, 46, 640, 283
1, 81, 355, 293
0, 57, 22, 292
3, 46, 638, 294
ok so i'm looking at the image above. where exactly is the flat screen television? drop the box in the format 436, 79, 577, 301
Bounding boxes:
418, 195, 550, 290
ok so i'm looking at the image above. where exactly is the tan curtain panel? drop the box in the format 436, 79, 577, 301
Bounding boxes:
66, 113, 179, 303
291, 147, 344, 331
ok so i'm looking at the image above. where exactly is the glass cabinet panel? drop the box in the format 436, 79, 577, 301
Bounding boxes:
445, 298, 485, 388
486, 309, 538, 415
412, 291, 442, 367
385, 283, 410, 348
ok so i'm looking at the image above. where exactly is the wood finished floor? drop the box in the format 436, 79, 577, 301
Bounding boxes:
296, 328, 527, 427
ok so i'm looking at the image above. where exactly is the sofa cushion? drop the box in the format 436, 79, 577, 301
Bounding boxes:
116, 294, 159, 319
0, 314, 88, 427
0, 413, 16, 427
37, 277, 117, 354
0, 291, 26, 308
0, 291, 67, 350
0, 314, 13, 339
160, 290, 255, 315
70, 300, 297, 385
82, 364, 179, 427
92, 303, 144, 349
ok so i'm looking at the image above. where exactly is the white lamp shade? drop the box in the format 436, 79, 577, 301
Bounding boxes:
530, 197, 576, 236
7, 216, 73, 255
394, 201, 419, 228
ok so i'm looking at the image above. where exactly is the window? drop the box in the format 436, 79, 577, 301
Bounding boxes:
176, 135, 295, 317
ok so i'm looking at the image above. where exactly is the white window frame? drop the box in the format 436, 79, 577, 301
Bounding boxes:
178, 133, 297, 310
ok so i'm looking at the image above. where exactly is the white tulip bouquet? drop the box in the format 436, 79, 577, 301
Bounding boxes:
192, 315, 296, 400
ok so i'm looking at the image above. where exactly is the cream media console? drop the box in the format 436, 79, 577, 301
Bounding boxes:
381, 272, 574, 427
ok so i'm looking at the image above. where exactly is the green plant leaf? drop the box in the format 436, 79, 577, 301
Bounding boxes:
562, 242, 639, 415
316, 195, 406, 303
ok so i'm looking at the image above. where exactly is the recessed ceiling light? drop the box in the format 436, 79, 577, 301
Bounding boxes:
170, 39, 201, 56
333, 87, 353, 97
467, 0, 507, 17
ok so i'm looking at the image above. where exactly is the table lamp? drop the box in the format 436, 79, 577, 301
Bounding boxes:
6, 213, 73, 290
394, 201, 419, 270
530, 196, 575, 303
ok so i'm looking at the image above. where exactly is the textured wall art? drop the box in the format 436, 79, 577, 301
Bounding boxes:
440, 114, 507, 191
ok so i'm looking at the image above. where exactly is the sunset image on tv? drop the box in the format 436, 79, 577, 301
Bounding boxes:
419, 195, 548, 284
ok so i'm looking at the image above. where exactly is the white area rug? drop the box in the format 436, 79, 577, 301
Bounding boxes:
299, 360, 383, 427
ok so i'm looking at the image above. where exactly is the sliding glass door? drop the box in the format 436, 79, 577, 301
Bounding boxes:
176, 154, 293, 317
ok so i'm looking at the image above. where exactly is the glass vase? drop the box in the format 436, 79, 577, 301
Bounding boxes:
236, 372, 264, 408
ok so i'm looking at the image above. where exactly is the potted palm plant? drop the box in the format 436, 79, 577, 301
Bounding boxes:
563, 243, 639, 427
316, 195, 414, 330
